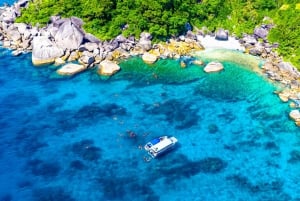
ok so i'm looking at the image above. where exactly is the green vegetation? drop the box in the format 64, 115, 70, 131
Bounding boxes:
268, 3, 300, 69
16, 0, 300, 68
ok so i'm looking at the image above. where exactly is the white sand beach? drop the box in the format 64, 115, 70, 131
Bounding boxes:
197, 35, 245, 52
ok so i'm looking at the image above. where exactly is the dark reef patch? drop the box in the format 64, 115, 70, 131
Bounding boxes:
157, 156, 227, 181
143, 99, 199, 129
226, 174, 253, 191
96, 159, 159, 201
0, 78, 5, 85
17, 180, 33, 189
26, 159, 60, 178
217, 110, 236, 123
0, 91, 40, 111
97, 176, 159, 201
208, 123, 219, 134
223, 144, 238, 151
71, 139, 102, 162
69, 160, 86, 170
62, 92, 77, 100
196, 157, 227, 173
33, 187, 75, 201
264, 141, 279, 150
236, 140, 262, 149
74, 103, 127, 121
0, 194, 12, 201
288, 150, 300, 164
227, 174, 290, 200
15, 127, 48, 157
46, 102, 65, 113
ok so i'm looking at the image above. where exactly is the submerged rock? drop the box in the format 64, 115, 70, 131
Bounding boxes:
56, 63, 86, 76
192, 59, 204, 66
98, 60, 120, 76
204, 61, 224, 73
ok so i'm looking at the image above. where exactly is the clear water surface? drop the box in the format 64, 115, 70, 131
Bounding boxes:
0, 46, 299, 201
0, 0, 15, 6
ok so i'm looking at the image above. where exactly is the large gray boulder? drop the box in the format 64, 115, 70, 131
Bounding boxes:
215, 29, 228, 41
84, 33, 100, 43
277, 62, 300, 78
115, 34, 126, 43
254, 27, 268, 39
0, 7, 17, 23
54, 18, 84, 50
83, 42, 99, 52
13, 23, 28, 34
242, 35, 257, 45
137, 32, 152, 51
70, 16, 83, 27
30, 26, 39, 37
140, 32, 152, 40
138, 38, 152, 51
47, 23, 59, 38
7, 29, 21, 41
32, 36, 64, 65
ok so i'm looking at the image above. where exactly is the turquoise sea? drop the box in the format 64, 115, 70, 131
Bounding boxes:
1, 44, 300, 201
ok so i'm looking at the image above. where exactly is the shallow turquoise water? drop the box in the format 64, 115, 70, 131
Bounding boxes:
0, 47, 299, 201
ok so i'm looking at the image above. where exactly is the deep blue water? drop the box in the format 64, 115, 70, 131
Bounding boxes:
0, 46, 299, 201
0, 0, 15, 6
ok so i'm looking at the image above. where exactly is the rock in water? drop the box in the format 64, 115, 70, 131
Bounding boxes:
56, 63, 86, 75
142, 52, 157, 64
32, 36, 64, 65
289, 110, 300, 126
289, 110, 300, 121
98, 60, 120, 76
204, 62, 224, 73
192, 59, 204, 66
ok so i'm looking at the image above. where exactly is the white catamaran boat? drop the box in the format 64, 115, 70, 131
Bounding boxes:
144, 136, 178, 158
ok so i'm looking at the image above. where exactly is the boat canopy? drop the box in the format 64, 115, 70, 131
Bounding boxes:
150, 138, 160, 145
151, 138, 173, 152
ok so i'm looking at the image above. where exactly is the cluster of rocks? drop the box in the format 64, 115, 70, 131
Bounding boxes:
237, 24, 300, 125
1, 1, 300, 125
0, 1, 205, 77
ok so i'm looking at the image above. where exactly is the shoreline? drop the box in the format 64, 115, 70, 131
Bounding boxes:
1, 0, 300, 125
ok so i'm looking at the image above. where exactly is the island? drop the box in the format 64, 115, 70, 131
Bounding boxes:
0, 0, 300, 125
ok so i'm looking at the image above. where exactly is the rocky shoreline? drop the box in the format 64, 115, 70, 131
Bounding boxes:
1, 0, 300, 126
